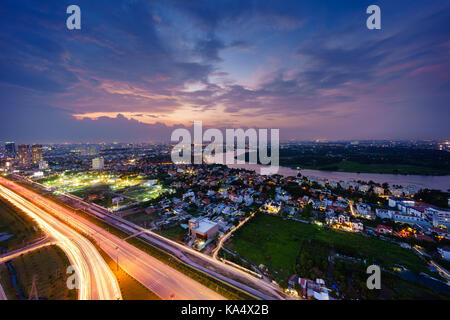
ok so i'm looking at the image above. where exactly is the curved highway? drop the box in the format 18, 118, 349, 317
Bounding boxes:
0, 183, 122, 300
0, 178, 224, 300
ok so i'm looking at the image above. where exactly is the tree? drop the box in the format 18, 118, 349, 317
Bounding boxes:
278, 280, 288, 290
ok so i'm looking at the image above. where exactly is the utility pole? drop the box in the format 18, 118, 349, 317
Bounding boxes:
28, 275, 39, 300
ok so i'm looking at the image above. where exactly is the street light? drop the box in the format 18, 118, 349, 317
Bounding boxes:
115, 246, 119, 272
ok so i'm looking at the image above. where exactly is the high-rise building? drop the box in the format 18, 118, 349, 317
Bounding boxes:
87, 145, 99, 156
32, 144, 43, 165
18, 144, 32, 166
5, 142, 16, 156
92, 157, 104, 170
39, 160, 49, 170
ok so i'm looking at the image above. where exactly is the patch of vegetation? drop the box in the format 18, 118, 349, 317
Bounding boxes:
414, 189, 450, 208
156, 223, 188, 242
226, 213, 429, 282
246, 145, 450, 175
1, 245, 75, 300
0, 199, 42, 252
0, 263, 16, 299
124, 211, 161, 228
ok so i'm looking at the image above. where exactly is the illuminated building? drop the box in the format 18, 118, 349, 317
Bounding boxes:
87, 145, 99, 156
39, 160, 49, 170
262, 201, 282, 214
18, 144, 32, 166
5, 142, 16, 156
32, 144, 43, 165
92, 157, 104, 170
189, 218, 218, 240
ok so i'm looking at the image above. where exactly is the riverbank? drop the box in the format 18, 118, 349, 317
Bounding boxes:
211, 151, 450, 191
283, 160, 450, 176
224, 162, 450, 192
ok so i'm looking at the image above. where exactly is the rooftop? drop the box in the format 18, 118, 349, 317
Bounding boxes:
192, 218, 218, 234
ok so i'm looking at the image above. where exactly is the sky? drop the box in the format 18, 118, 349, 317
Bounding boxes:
0, 0, 449, 143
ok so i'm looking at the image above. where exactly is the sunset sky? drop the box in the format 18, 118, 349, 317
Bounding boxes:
0, 0, 449, 143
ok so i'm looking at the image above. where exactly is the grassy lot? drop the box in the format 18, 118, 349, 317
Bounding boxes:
156, 224, 188, 242
0, 245, 75, 300
226, 213, 430, 282
0, 263, 16, 298
0, 199, 42, 252
124, 211, 161, 228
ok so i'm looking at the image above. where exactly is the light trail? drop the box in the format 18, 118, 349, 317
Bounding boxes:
0, 238, 56, 264
0, 184, 122, 300
414, 246, 450, 280
61, 186, 285, 299
6, 175, 286, 299
212, 211, 256, 260
0, 177, 223, 300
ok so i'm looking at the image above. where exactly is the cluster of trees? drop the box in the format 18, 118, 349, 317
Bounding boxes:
295, 240, 329, 280
284, 181, 310, 198
295, 239, 382, 299
332, 259, 380, 299
332, 185, 388, 206
414, 189, 450, 208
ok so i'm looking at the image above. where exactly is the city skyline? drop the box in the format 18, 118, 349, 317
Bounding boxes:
1, 1, 450, 305
1, 0, 450, 143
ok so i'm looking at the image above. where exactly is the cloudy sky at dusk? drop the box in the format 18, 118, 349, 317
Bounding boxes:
0, 0, 449, 143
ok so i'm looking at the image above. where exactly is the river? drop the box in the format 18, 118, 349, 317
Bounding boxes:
206, 151, 450, 191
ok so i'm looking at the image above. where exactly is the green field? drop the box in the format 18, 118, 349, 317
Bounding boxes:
156, 224, 188, 242
225, 213, 429, 281
41, 173, 169, 210
0, 245, 75, 300
0, 199, 42, 252
124, 211, 161, 228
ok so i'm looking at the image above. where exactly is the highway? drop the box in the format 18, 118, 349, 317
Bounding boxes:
59, 188, 285, 299
7, 175, 285, 300
0, 178, 224, 300
56, 191, 285, 299
0, 236, 56, 264
0, 183, 122, 300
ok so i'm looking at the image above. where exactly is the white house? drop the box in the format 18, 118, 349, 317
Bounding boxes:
356, 203, 371, 217
373, 186, 384, 195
